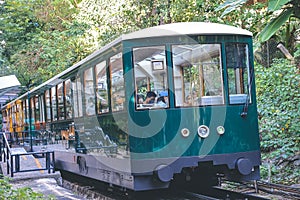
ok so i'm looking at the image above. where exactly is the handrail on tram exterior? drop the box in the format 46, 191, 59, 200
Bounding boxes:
0, 132, 55, 177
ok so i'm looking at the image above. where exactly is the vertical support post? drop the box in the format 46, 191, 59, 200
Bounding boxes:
46, 152, 50, 174
10, 155, 14, 177
52, 151, 55, 173
7, 158, 9, 175
15, 155, 20, 172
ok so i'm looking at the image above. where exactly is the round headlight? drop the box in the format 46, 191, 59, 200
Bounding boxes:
217, 126, 225, 135
181, 128, 190, 137
198, 125, 209, 138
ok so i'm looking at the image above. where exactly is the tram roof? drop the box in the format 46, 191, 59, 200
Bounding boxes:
122, 22, 252, 40
13, 22, 252, 102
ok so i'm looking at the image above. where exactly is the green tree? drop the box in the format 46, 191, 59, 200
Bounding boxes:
0, 0, 89, 87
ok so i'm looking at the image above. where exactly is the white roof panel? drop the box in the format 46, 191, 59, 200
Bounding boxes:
122, 22, 252, 41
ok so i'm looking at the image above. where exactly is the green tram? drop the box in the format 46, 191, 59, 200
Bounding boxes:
2, 22, 261, 191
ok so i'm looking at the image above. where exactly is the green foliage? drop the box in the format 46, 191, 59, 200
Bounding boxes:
0, 177, 48, 199
256, 59, 300, 184
0, 0, 90, 88
268, 0, 291, 11
215, 0, 247, 18
259, 7, 293, 42
258, 0, 300, 42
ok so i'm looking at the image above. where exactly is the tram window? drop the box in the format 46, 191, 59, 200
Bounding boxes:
34, 96, 40, 122
30, 97, 35, 123
51, 86, 57, 121
226, 43, 251, 104
24, 99, 29, 125
39, 95, 45, 123
45, 90, 51, 122
76, 76, 83, 117
172, 44, 224, 107
84, 67, 96, 116
72, 78, 79, 118
110, 52, 125, 112
133, 46, 169, 109
57, 83, 65, 120
95, 61, 109, 114
16, 102, 23, 129
23, 100, 27, 123
65, 79, 73, 119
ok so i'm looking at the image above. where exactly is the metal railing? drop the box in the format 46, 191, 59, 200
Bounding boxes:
0, 132, 55, 177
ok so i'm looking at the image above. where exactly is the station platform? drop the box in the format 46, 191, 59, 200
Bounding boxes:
0, 147, 60, 181
0, 146, 84, 200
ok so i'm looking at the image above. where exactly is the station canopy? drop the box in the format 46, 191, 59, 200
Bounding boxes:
0, 75, 21, 107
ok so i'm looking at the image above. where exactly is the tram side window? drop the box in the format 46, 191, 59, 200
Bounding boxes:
172, 44, 224, 107
74, 76, 83, 117
24, 99, 29, 125
110, 52, 125, 112
72, 78, 79, 118
34, 96, 40, 123
95, 61, 109, 114
39, 95, 45, 123
51, 86, 57, 121
133, 46, 169, 109
45, 90, 51, 122
30, 97, 35, 123
65, 79, 73, 119
23, 100, 27, 124
57, 83, 65, 120
226, 43, 251, 104
84, 67, 96, 116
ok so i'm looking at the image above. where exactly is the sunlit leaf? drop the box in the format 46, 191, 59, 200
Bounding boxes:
216, 0, 247, 17
268, 0, 292, 11
259, 8, 293, 42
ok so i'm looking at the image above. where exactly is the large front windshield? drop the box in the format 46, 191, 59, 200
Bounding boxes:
172, 44, 224, 107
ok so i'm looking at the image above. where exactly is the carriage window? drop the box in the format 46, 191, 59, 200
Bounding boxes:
72, 78, 79, 118
95, 61, 109, 114
34, 96, 40, 122
65, 79, 73, 119
110, 53, 125, 112
76, 76, 83, 117
84, 67, 96, 116
51, 86, 57, 121
226, 43, 250, 104
39, 95, 45, 123
57, 83, 65, 120
133, 46, 169, 109
172, 44, 224, 107
24, 99, 29, 125
45, 90, 51, 122
22, 101, 27, 124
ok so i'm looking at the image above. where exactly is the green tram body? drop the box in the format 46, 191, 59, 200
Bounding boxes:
2, 22, 261, 191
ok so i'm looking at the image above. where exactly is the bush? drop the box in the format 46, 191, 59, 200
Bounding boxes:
0, 176, 51, 200
255, 58, 300, 184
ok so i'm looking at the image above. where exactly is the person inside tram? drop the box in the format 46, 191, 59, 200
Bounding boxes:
143, 91, 157, 105
155, 91, 168, 107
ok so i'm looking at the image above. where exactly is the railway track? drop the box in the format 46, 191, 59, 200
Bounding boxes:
60, 171, 271, 200
220, 179, 300, 200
